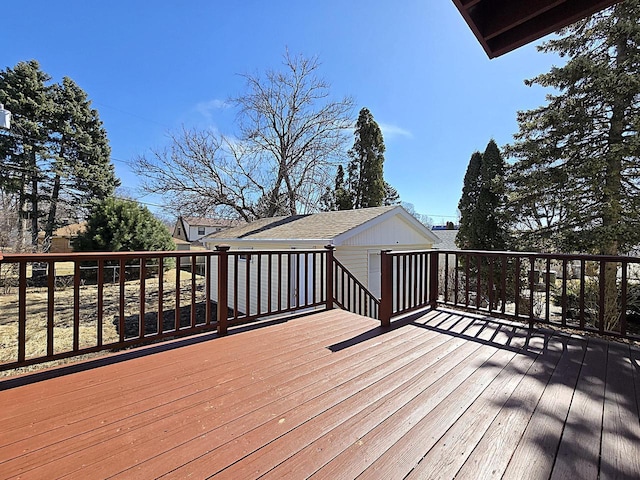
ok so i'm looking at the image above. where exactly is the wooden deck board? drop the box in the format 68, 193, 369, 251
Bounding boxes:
0, 307, 638, 480
600, 341, 640, 479
92, 314, 455, 479
501, 337, 586, 479
550, 338, 608, 480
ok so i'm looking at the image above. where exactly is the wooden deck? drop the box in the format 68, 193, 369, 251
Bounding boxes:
1, 308, 639, 479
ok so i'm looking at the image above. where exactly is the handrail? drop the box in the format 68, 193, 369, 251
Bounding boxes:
332, 256, 379, 319
4, 245, 637, 373
0, 247, 332, 372
382, 249, 640, 341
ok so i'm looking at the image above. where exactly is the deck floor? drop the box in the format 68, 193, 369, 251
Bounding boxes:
1, 308, 639, 479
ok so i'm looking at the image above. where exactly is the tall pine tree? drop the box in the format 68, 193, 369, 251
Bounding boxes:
457, 140, 508, 250
506, 1, 640, 329
0, 60, 52, 250
347, 107, 386, 209
0, 60, 119, 251
329, 107, 398, 211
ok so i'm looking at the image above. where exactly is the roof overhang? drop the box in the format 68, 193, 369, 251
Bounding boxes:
452, 0, 623, 58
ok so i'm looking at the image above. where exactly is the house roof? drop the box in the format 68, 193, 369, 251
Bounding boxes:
452, 0, 622, 58
52, 222, 87, 238
432, 229, 459, 250
181, 217, 242, 228
204, 206, 439, 245
172, 237, 191, 245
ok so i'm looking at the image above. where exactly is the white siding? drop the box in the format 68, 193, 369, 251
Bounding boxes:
342, 215, 433, 248
209, 242, 326, 318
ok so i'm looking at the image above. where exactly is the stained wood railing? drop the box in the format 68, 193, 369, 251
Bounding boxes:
332, 257, 379, 319
380, 249, 640, 341
0, 247, 332, 371
4, 246, 639, 371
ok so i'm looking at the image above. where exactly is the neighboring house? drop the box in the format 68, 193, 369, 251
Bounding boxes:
431, 227, 459, 252
173, 217, 242, 244
44, 222, 87, 253
203, 205, 440, 314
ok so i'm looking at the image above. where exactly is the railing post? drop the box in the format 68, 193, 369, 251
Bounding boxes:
216, 245, 230, 335
429, 251, 439, 309
380, 250, 393, 327
325, 245, 335, 310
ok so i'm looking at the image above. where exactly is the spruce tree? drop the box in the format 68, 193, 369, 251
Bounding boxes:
0, 60, 53, 250
507, 1, 640, 256
347, 107, 387, 209
0, 60, 119, 250
457, 141, 508, 250
456, 151, 483, 249
506, 1, 640, 329
46, 77, 118, 239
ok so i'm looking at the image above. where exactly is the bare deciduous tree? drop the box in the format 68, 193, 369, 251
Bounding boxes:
134, 51, 354, 221
0, 189, 19, 251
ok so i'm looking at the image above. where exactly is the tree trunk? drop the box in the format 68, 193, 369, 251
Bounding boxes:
601, 35, 628, 331
44, 172, 62, 249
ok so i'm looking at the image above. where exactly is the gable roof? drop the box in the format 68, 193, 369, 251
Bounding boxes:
181, 217, 242, 228
204, 206, 439, 245
53, 222, 87, 238
432, 229, 459, 250
453, 0, 622, 58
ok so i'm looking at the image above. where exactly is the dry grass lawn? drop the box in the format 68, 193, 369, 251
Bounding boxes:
0, 269, 206, 376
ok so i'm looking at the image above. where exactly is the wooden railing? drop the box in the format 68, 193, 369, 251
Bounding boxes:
381, 249, 640, 341
332, 257, 379, 319
379, 250, 438, 326
3, 246, 639, 372
0, 247, 332, 371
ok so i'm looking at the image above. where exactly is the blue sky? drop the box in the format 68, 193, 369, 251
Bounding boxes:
4, 1, 560, 224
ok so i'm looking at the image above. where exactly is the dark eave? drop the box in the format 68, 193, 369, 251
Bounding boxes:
452, 0, 623, 58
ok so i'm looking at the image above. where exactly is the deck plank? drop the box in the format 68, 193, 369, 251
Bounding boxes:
501, 336, 587, 479
94, 321, 455, 479
208, 316, 489, 479
0, 308, 637, 480
9, 312, 452, 479
452, 334, 568, 479
550, 337, 608, 480
131, 312, 479, 479
1, 313, 369, 451
403, 348, 536, 480
307, 316, 526, 480
2, 312, 378, 477
359, 324, 555, 480
600, 341, 640, 479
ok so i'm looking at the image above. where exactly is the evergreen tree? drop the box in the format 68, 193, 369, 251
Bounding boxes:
457, 141, 508, 250
383, 181, 400, 206
46, 77, 118, 240
73, 197, 175, 252
334, 165, 352, 210
329, 107, 398, 211
507, 1, 640, 257
456, 151, 483, 249
346, 107, 387, 209
0, 60, 119, 251
0, 60, 52, 250
506, 1, 640, 329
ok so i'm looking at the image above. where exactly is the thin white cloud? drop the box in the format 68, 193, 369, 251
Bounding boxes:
379, 122, 413, 140
195, 99, 230, 121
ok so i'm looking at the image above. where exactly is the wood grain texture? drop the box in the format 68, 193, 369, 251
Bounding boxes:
0, 308, 637, 480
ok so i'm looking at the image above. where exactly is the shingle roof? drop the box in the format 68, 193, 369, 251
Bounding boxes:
53, 222, 87, 238
205, 206, 398, 241
182, 217, 243, 228
432, 229, 459, 250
